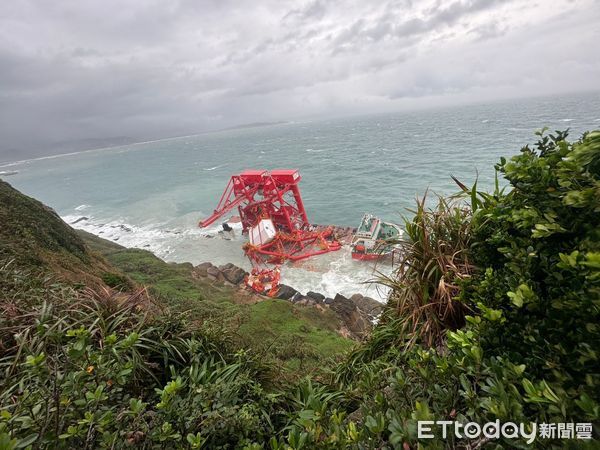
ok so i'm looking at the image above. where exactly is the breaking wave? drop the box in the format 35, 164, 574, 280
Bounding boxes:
63, 209, 389, 301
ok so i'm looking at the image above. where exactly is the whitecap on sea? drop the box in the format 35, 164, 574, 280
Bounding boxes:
203, 164, 227, 171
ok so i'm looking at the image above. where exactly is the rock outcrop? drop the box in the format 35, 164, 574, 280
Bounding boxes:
349, 294, 384, 321
192, 261, 249, 285
306, 291, 325, 301
275, 284, 298, 300
328, 294, 371, 337
191, 260, 383, 340
192, 262, 213, 277
219, 263, 246, 284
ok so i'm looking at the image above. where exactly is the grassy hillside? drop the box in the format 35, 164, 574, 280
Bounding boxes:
0, 180, 116, 288
78, 230, 352, 373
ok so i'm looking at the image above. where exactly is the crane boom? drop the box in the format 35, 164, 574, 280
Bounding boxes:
198, 176, 260, 228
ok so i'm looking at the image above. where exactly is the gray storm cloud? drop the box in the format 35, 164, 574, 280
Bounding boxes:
0, 0, 599, 161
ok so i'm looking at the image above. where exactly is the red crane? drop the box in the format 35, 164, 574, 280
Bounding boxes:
199, 170, 340, 293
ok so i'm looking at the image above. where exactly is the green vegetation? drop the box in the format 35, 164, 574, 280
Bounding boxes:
0, 264, 275, 449
1, 129, 598, 448
379, 194, 473, 348
79, 230, 352, 373
0, 180, 114, 287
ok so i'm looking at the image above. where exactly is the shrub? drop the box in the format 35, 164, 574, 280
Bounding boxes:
278, 130, 599, 449
379, 194, 474, 349
0, 261, 275, 448
467, 129, 600, 419
100, 272, 131, 290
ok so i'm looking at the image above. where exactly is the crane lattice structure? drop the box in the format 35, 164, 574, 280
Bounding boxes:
199, 169, 340, 267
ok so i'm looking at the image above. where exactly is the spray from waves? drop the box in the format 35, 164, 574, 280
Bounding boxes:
63, 214, 184, 259
0, 161, 23, 169
63, 211, 390, 302
280, 252, 391, 300
63, 212, 238, 250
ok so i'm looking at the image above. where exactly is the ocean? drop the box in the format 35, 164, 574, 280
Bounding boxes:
2, 92, 599, 300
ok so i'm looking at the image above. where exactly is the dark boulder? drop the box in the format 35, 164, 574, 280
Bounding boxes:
218, 262, 235, 271
350, 294, 384, 318
276, 284, 299, 300
306, 291, 325, 302
222, 265, 247, 285
70, 216, 89, 225
329, 294, 371, 337
193, 262, 213, 277
206, 265, 221, 280
295, 296, 319, 306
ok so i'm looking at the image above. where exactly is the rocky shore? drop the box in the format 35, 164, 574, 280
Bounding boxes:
67, 214, 382, 338
192, 261, 384, 339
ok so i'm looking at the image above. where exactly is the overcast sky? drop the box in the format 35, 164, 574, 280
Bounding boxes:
1, 0, 599, 160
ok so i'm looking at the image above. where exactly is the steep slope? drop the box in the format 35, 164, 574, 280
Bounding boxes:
0, 180, 117, 288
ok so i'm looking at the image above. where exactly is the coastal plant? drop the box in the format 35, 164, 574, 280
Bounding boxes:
378, 193, 474, 348
0, 260, 277, 448
319, 130, 600, 448
465, 128, 600, 415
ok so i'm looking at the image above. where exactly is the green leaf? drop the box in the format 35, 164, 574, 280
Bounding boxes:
16, 434, 38, 448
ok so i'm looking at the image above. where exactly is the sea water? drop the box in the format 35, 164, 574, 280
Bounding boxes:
2, 92, 599, 300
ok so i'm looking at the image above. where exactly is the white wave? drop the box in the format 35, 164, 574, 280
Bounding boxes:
561, 118, 574, 122
0, 161, 24, 169
280, 250, 390, 302
203, 164, 227, 171
0, 133, 212, 169
64, 211, 388, 302
74, 204, 90, 211
64, 214, 178, 257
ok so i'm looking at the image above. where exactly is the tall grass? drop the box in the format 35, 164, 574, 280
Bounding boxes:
378, 193, 474, 349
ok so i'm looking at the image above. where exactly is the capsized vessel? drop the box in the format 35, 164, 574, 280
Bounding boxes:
351, 213, 403, 260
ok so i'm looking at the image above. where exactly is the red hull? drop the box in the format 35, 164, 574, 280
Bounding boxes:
351, 252, 381, 261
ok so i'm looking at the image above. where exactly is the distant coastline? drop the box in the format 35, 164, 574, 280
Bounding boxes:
0, 121, 289, 166
221, 121, 288, 131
